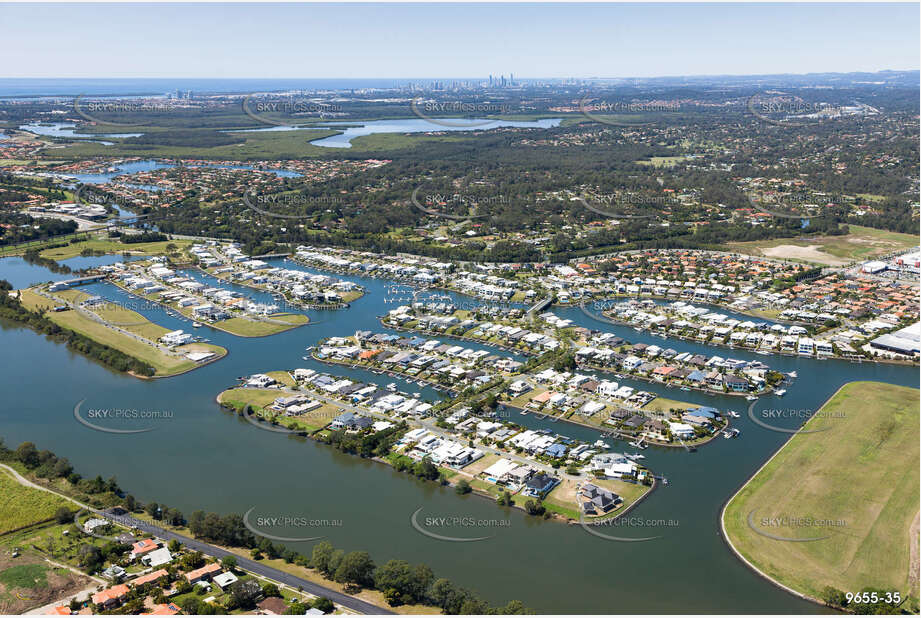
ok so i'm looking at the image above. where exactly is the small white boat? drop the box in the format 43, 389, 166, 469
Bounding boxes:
386, 383, 397, 392
727, 410, 740, 418
192, 322, 201, 328
302, 356, 310, 361
756, 350, 771, 356
775, 389, 786, 396
746, 395, 758, 401
680, 386, 691, 391
786, 371, 798, 379
624, 453, 645, 460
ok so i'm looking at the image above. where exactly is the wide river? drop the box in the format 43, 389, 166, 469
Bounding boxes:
1, 255, 915, 613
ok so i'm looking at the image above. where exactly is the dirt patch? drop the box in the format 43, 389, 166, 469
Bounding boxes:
760, 244, 849, 266
0, 552, 92, 614
547, 477, 580, 506
462, 453, 501, 476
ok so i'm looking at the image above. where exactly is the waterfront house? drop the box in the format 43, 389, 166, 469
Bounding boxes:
668, 422, 696, 440
525, 473, 557, 497
580, 483, 620, 514
724, 375, 750, 393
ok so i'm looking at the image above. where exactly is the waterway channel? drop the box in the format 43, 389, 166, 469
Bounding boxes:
1, 255, 915, 613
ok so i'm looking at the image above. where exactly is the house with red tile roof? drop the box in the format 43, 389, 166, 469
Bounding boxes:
130, 538, 159, 560
142, 602, 182, 615
184, 563, 222, 584
131, 569, 169, 588
92, 584, 130, 609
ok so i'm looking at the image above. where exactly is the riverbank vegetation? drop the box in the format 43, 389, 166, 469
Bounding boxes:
0, 280, 156, 376
16, 286, 226, 377
0, 437, 532, 613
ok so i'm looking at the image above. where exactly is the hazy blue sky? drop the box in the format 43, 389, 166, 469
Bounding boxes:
2, 3, 918, 78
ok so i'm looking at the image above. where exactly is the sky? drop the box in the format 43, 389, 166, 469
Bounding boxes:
1, 2, 918, 79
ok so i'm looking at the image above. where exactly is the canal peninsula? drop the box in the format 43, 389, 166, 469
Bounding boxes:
722, 381, 920, 613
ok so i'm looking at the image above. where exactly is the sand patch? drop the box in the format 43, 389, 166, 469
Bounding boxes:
760, 244, 849, 265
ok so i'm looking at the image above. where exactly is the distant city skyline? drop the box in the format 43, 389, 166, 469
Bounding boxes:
1, 3, 918, 79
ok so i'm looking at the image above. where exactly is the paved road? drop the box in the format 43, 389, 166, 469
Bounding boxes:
112, 513, 392, 615
0, 464, 391, 615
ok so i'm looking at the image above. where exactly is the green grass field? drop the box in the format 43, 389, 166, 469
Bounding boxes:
723, 381, 919, 603
19, 288, 226, 377
218, 313, 309, 336
217, 387, 341, 433
635, 155, 690, 167
727, 225, 919, 265
0, 470, 71, 535
38, 238, 194, 260
217, 388, 281, 412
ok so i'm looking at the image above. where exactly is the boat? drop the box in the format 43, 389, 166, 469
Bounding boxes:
628, 439, 648, 450
774, 389, 786, 396
727, 410, 740, 418
786, 371, 798, 379
192, 322, 201, 328
746, 395, 758, 401
302, 356, 310, 361
593, 440, 611, 449
386, 383, 397, 392
624, 453, 645, 460
680, 386, 691, 391
756, 350, 771, 355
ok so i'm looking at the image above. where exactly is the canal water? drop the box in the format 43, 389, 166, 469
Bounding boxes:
1, 256, 915, 613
